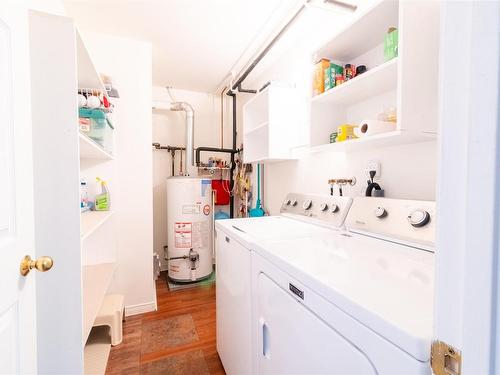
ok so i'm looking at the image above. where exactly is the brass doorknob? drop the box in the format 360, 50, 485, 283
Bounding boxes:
20, 255, 54, 276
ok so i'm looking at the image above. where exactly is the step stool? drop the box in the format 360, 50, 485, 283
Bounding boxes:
94, 294, 125, 346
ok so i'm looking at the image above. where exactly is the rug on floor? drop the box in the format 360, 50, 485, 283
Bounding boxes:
140, 349, 210, 375
141, 314, 199, 354
167, 270, 216, 291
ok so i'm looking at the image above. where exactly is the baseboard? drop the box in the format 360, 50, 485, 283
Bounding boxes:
125, 301, 157, 317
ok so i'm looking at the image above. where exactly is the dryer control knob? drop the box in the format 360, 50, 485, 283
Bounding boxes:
290, 199, 297, 206
320, 203, 328, 212
330, 204, 339, 213
408, 209, 430, 227
283, 199, 291, 206
302, 199, 312, 210
374, 206, 387, 218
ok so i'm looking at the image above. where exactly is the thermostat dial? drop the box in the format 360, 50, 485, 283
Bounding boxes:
408, 209, 430, 227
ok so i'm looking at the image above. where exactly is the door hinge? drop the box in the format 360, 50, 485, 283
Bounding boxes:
431, 340, 462, 375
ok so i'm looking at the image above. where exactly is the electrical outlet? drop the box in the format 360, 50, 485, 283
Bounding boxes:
366, 160, 381, 178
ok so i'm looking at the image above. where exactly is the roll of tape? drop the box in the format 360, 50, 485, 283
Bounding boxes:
355, 120, 396, 138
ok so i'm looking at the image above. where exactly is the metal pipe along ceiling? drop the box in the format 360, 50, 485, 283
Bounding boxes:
229, 0, 356, 93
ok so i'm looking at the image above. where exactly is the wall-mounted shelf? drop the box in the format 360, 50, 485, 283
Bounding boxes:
81, 211, 113, 240
244, 121, 268, 136
243, 84, 302, 163
308, 0, 439, 153
311, 58, 398, 106
82, 262, 115, 345
315, 0, 399, 61
305, 130, 435, 154
79, 133, 114, 160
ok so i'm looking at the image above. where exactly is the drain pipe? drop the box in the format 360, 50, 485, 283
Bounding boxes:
228, 91, 237, 218
170, 102, 194, 175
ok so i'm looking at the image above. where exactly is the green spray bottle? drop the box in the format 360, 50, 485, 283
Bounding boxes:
95, 177, 110, 211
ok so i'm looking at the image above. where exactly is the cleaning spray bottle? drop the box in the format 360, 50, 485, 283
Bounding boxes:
95, 177, 110, 211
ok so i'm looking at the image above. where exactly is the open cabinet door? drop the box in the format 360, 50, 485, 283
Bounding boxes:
0, 4, 39, 373
435, 1, 500, 374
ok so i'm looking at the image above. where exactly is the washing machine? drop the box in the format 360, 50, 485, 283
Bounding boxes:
214, 194, 353, 375
251, 197, 435, 374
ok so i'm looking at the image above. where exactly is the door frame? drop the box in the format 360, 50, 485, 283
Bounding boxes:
435, 1, 500, 373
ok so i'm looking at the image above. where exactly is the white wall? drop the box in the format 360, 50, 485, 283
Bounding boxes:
237, 15, 437, 215
152, 87, 232, 269
28, 0, 66, 16
82, 32, 156, 315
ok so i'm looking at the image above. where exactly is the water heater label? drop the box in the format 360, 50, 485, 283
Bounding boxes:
182, 205, 200, 214
174, 222, 192, 248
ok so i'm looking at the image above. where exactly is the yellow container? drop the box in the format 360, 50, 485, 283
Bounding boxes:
313, 58, 330, 96
336, 124, 358, 142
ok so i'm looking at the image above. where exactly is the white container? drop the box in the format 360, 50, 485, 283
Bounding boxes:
166, 176, 213, 282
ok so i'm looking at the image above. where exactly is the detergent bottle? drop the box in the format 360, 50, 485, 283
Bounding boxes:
95, 177, 110, 211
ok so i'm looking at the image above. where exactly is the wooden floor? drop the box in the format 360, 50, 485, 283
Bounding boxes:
105, 273, 225, 374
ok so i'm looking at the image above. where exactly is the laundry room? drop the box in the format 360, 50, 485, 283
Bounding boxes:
2, 1, 499, 375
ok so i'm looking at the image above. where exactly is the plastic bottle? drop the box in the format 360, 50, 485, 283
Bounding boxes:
80, 179, 89, 211
95, 177, 110, 211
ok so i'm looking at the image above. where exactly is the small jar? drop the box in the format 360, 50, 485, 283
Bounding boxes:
344, 64, 356, 80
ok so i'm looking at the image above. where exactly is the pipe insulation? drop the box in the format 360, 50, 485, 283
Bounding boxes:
170, 102, 194, 175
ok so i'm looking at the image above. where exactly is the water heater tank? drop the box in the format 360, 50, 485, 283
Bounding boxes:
166, 177, 213, 282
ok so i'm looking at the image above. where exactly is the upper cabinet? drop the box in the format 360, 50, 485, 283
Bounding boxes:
309, 0, 440, 152
243, 84, 303, 163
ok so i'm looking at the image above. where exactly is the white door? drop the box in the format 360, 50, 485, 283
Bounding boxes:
435, 1, 500, 373
0, 4, 50, 374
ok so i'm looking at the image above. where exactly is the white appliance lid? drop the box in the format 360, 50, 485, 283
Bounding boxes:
215, 216, 335, 248
253, 232, 434, 362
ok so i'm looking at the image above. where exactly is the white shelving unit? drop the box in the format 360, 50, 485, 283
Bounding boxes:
81, 211, 114, 240
305, 130, 434, 154
76, 29, 117, 374
309, 0, 440, 152
243, 84, 303, 163
29, 11, 128, 374
29, 13, 118, 373
82, 263, 116, 344
310, 58, 398, 106
79, 133, 114, 160
84, 326, 112, 375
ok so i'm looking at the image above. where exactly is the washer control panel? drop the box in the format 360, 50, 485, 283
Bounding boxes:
280, 193, 353, 228
345, 197, 436, 249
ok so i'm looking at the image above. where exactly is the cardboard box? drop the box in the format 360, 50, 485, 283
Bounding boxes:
313, 58, 330, 96
324, 63, 344, 91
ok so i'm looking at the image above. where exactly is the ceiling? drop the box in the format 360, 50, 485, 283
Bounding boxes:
64, 0, 296, 93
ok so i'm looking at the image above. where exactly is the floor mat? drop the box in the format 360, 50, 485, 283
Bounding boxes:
141, 314, 199, 354
167, 271, 216, 292
140, 350, 210, 375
